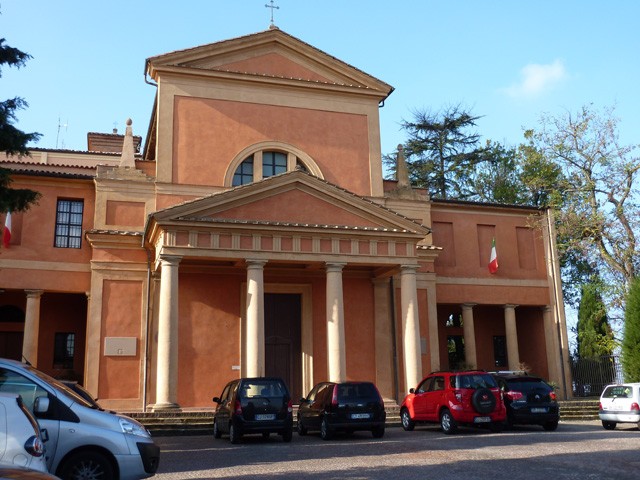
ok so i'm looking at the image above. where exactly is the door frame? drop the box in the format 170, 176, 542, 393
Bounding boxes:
240, 283, 313, 397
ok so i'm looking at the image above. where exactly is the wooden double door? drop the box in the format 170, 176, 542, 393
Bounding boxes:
264, 293, 302, 401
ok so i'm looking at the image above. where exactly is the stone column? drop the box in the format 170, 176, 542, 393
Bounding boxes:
400, 265, 421, 393
22, 290, 44, 366
153, 255, 181, 411
504, 304, 520, 370
461, 303, 477, 368
425, 273, 440, 372
542, 306, 560, 384
246, 259, 267, 377
326, 262, 346, 382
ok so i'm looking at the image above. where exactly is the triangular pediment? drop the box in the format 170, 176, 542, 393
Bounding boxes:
149, 170, 429, 236
146, 28, 393, 96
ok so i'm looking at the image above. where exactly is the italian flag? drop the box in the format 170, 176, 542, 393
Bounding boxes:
488, 237, 498, 274
2, 211, 11, 248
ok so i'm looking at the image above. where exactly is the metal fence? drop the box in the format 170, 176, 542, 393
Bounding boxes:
570, 355, 624, 397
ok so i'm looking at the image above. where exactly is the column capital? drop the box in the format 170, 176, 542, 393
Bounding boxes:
541, 305, 552, 313
159, 254, 182, 266
461, 303, 476, 311
503, 304, 519, 310
25, 289, 44, 299
246, 259, 267, 269
325, 262, 346, 273
400, 264, 419, 274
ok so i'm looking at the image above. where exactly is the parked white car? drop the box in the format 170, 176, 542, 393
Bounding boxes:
0, 358, 159, 480
0, 393, 47, 472
599, 382, 640, 430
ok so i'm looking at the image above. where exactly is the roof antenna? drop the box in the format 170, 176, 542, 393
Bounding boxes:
56, 117, 68, 149
265, 0, 279, 29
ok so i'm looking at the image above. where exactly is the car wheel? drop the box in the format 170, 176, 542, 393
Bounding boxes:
297, 420, 308, 436
543, 421, 558, 431
282, 428, 293, 443
58, 450, 114, 480
602, 421, 617, 430
229, 423, 242, 444
401, 408, 415, 431
440, 409, 458, 434
213, 418, 222, 439
320, 416, 333, 440
372, 426, 385, 438
471, 387, 496, 414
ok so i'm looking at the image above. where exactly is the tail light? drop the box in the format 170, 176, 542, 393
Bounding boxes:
24, 435, 44, 457
631, 402, 639, 411
287, 399, 293, 413
505, 391, 524, 402
599, 402, 603, 410
549, 391, 557, 401
234, 400, 243, 415
331, 385, 339, 407
453, 389, 462, 403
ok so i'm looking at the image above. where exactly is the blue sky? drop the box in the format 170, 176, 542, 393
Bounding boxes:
2, 0, 639, 162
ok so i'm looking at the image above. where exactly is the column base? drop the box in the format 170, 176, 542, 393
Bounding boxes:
151, 402, 181, 412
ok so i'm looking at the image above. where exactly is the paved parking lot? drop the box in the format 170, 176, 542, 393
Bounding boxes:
153, 420, 640, 479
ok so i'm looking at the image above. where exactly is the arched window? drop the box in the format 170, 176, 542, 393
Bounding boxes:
226, 142, 322, 187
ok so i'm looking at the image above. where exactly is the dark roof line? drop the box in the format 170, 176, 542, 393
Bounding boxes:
1, 169, 94, 180
431, 198, 544, 211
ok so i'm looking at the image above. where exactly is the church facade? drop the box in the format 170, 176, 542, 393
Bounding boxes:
0, 28, 572, 410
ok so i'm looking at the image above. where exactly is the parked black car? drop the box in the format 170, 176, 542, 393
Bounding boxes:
493, 372, 560, 431
212, 377, 293, 443
297, 381, 386, 440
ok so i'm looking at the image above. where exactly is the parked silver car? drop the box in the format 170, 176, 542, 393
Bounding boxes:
599, 382, 640, 430
0, 393, 47, 473
0, 358, 159, 480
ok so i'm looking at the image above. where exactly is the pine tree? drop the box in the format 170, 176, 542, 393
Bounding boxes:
576, 282, 614, 358
622, 277, 640, 382
0, 37, 41, 212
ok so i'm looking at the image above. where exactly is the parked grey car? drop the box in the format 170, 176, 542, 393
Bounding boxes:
0, 358, 159, 480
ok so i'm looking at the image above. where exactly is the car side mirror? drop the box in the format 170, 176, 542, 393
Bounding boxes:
34, 396, 50, 414
409, 388, 415, 394
212, 397, 221, 404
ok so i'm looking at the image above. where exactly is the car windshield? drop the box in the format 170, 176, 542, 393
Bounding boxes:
337, 383, 379, 402
506, 378, 552, 393
23, 364, 97, 409
453, 374, 498, 389
602, 385, 633, 399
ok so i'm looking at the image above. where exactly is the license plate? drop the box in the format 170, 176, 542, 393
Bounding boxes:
531, 408, 548, 413
351, 413, 371, 419
255, 414, 275, 421
474, 416, 491, 423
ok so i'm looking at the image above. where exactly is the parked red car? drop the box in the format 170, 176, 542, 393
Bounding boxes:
400, 371, 506, 434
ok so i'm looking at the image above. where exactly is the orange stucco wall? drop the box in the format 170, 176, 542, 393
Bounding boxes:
98, 280, 143, 400
173, 97, 372, 195
215, 189, 380, 227
219, 52, 332, 83
176, 272, 244, 407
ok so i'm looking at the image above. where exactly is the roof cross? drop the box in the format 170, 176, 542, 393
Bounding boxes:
265, 0, 279, 28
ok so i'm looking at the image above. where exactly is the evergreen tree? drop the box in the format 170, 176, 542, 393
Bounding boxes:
399, 104, 489, 200
0, 37, 41, 212
576, 282, 614, 358
622, 277, 640, 382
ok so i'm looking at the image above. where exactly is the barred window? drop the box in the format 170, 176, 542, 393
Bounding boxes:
53, 332, 75, 369
55, 199, 84, 248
